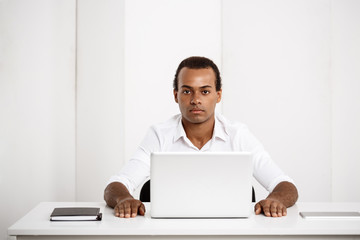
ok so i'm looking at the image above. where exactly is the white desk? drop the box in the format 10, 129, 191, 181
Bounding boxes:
8, 202, 360, 240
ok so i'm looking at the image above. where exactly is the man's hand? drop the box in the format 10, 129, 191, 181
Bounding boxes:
104, 182, 146, 218
255, 199, 287, 217
254, 181, 298, 217
114, 198, 146, 218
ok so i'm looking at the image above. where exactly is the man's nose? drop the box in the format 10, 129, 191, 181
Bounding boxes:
190, 92, 201, 105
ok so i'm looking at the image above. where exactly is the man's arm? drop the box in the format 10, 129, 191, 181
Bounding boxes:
104, 182, 146, 218
255, 181, 298, 217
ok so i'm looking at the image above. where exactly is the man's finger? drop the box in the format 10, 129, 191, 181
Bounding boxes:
124, 202, 132, 218
118, 204, 125, 218
262, 202, 271, 217
254, 203, 261, 215
131, 202, 140, 217
255, 203, 264, 215
270, 202, 278, 217
139, 203, 146, 216
277, 205, 284, 217
277, 204, 286, 217
114, 205, 120, 217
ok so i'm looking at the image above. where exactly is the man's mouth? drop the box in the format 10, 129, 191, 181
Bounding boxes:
190, 108, 204, 114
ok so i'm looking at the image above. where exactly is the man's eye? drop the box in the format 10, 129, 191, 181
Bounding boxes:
183, 90, 191, 94
202, 90, 210, 94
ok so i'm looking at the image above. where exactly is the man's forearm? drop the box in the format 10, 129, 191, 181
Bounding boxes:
266, 181, 298, 207
104, 182, 133, 208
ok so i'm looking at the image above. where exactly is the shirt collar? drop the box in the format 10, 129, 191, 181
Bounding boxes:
213, 116, 228, 141
174, 115, 186, 142
173, 114, 228, 143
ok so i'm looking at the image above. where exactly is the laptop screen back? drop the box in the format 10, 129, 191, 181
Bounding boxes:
150, 152, 253, 218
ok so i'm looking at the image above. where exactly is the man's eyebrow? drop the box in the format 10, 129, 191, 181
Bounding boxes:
180, 85, 213, 89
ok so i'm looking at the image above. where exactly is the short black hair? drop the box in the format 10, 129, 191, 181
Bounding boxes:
173, 56, 222, 91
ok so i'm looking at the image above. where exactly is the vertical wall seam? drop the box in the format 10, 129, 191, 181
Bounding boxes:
220, 0, 224, 115
123, 0, 127, 168
329, 0, 334, 202
75, 0, 78, 202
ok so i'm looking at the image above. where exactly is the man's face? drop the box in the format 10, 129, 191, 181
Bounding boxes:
174, 67, 222, 125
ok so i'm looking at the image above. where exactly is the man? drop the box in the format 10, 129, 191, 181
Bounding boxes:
104, 56, 298, 218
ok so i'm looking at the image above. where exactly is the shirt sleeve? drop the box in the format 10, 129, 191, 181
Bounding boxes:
108, 126, 161, 196
238, 125, 295, 193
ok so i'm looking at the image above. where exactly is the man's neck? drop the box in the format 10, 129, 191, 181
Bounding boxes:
182, 116, 215, 150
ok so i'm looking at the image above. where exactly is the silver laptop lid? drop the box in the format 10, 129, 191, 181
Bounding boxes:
150, 152, 253, 218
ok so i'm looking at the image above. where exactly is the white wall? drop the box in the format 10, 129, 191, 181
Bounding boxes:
1, 0, 360, 238
73, 0, 360, 202
222, 0, 332, 201
74, 0, 221, 202
0, 0, 76, 239
124, 0, 222, 163
331, 0, 360, 201
76, 0, 125, 201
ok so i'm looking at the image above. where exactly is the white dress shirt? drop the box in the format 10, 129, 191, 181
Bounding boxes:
109, 113, 295, 196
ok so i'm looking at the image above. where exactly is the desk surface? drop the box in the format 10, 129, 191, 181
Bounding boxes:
8, 202, 360, 237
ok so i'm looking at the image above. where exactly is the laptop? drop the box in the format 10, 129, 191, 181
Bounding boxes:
150, 152, 253, 218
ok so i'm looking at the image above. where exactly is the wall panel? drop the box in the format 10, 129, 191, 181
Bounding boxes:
0, 0, 76, 238
331, 0, 360, 201
222, 0, 332, 201
76, 0, 125, 201
124, 0, 222, 169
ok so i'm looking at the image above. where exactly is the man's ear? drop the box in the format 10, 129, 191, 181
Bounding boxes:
216, 89, 222, 103
173, 89, 179, 103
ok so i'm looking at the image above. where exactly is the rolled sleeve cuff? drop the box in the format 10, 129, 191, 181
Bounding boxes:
267, 175, 296, 193
107, 175, 136, 196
